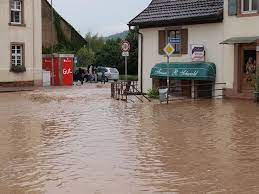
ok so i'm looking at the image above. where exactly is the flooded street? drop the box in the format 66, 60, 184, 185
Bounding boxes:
0, 85, 258, 194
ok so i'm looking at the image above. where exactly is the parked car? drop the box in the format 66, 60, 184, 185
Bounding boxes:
96, 67, 119, 82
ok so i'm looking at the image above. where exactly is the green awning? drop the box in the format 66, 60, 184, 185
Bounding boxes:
150, 62, 216, 81
220, 36, 259, 44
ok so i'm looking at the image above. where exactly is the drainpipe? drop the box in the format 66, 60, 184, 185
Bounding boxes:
256, 40, 259, 102
32, 0, 35, 86
128, 25, 144, 93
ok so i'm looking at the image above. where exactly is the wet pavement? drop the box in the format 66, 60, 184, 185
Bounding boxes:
0, 84, 258, 194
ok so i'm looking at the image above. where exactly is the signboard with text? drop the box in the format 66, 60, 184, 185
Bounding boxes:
169, 37, 181, 45
191, 45, 205, 62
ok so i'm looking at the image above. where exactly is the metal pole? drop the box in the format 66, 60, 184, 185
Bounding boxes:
167, 56, 170, 104
125, 56, 128, 82
51, 0, 54, 85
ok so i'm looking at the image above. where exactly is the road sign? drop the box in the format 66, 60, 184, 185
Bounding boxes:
121, 40, 130, 82
169, 38, 181, 44
163, 43, 175, 104
163, 43, 175, 57
122, 51, 129, 57
121, 40, 130, 52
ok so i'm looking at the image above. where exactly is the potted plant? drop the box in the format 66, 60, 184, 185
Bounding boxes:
10, 65, 26, 73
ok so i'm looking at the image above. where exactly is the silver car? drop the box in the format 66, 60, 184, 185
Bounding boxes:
97, 67, 119, 82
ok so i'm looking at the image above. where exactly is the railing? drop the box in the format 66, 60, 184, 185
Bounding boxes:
159, 82, 226, 103
111, 81, 150, 102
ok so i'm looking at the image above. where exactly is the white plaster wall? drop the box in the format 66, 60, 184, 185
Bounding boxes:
0, 0, 42, 83
223, 1, 259, 89
139, 23, 224, 92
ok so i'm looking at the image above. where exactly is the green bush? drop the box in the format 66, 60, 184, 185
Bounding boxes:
147, 88, 159, 99
10, 65, 26, 73
119, 75, 138, 81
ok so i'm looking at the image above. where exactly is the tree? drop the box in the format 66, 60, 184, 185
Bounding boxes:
95, 39, 123, 70
76, 47, 95, 67
125, 27, 138, 75
85, 32, 105, 53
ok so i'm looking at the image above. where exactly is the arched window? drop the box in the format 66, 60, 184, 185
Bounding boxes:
10, 0, 23, 24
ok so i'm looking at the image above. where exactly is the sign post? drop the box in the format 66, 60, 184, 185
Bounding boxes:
121, 40, 130, 81
163, 43, 175, 104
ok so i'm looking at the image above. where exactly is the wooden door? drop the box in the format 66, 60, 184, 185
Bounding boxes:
181, 80, 192, 98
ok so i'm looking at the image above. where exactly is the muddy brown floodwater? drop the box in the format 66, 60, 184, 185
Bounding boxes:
0, 85, 258, 194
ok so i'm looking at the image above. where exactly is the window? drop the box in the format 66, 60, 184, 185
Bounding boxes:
11, 44, 23, 66
168, 30, 181, 54
158, 29, 188, 55
10, 0, 23, 24
242, 0, 258, 13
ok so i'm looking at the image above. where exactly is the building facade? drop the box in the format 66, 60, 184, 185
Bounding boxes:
222, 0, 259, 99
129, 0, 259, 100
0, 0, 42, 87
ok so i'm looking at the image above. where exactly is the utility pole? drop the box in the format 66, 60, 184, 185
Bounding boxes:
51, 0, 54, 85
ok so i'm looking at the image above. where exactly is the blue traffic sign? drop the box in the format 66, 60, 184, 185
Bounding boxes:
169, 38, 181, 44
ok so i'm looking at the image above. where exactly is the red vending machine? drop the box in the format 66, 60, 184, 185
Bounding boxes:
42, 54, 74, 86
61, 56, 74, 86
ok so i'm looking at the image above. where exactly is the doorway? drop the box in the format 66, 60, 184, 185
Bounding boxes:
241, 47, 256, 92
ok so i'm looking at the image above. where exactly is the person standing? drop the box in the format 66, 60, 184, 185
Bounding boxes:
93, 66, 98, 83
78, 68, 84, 85
89, 64, 93, 83
101, 70, 106, 84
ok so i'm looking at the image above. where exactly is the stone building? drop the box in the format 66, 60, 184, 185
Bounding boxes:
41, 0, 87, 52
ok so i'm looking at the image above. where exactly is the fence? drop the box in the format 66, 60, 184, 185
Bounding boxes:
111, 81, 150, 102
160, 82, 226, 103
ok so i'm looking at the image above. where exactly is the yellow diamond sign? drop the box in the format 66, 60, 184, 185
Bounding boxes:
163, 43, 175, 57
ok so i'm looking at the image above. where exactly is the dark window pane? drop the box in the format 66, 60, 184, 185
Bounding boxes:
252, 0, 258, 10
243, 0, 250, 11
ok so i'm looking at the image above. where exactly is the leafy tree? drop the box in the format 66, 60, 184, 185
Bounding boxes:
125, 27, 138, 75
76, 47, 95, 67
95, 39, 123, 70
85, 32, 105, 53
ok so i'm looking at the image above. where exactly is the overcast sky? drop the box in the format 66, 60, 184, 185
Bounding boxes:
48, 0, 151, 37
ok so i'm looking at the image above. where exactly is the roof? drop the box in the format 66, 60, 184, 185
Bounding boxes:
150, 62, 216, 81
129, 0, 224, 28
220, 36, 259, 44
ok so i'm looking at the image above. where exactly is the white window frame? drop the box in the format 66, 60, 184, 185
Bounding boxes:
241, 0, 258, 14
11, 44, 23, 66
10, 0, 22, 24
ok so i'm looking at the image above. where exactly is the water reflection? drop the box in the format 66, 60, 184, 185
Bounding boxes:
0, 87, 258, 193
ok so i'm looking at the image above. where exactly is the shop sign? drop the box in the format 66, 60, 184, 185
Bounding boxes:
191, 45, 205, 62
153, 68, 200, 78
172, 69, 199, 77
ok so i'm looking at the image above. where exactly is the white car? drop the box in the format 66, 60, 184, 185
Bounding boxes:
97, 67, 119, 82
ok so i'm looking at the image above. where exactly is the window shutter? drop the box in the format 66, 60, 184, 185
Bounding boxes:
181, 29, 188, 54
158, 30, 166, 55
228, 0, 237, 16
